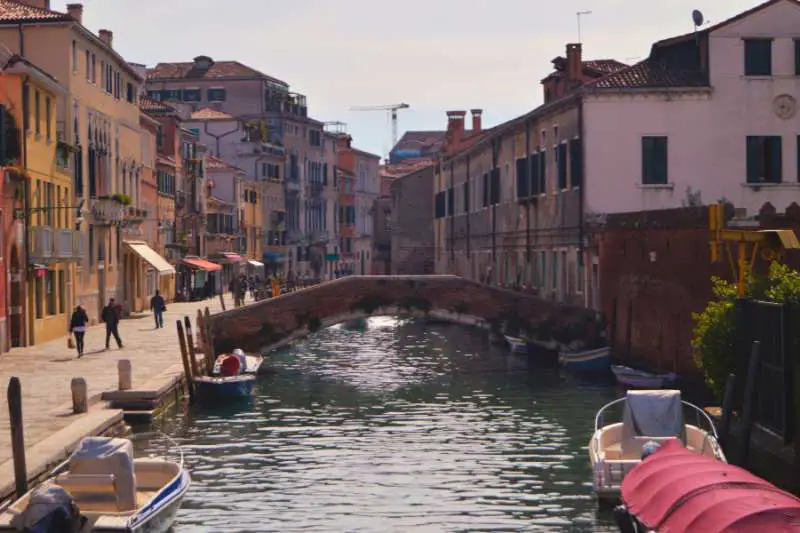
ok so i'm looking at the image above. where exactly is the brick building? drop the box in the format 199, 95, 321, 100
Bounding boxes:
391, 164, 435, 275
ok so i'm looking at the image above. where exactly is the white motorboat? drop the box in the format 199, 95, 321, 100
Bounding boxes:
504, 335, 529, 353
0, 436, 190, 533
588, 389, 725, 503
611, 364, 677, 388
212, 348, 265, 376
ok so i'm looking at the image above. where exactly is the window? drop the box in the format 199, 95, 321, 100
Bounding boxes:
557, 143, 568, 189
551, 251, 558, 291
164, 89, 180, 101
796, 40, 800, 76
309, 129, 322, 147
127, 82, 135, 103
744, 39, 772, 76
34, 90, 40, 135
34, 273, 42, 319
148, 90, 162, 101
447, 187, 454, 215
58, 270, 66, 314
72, 41, 77, 73
182, 89, 201, 102
46, 271, 56, 316
641, 136, 668, 185
797, 136, 800, 182
91, 53, 96, 83
207, 88, 226, 101
530, 152, 541, 195
516, 157, 529, 199
22, 85, 29, 132
85, 50, 90, 81
746, 135, 782, 183
434, 191, 446, 218
569, 138, 583, 188
463, 181, 469, 212
490, 168, 500, 204
45, 96, 51, 141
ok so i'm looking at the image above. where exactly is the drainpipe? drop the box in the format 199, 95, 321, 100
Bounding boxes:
21, 74, 30, 347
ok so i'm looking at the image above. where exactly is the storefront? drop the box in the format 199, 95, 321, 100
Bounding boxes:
207, 252, 244, 293
177, 257, 222, 301
263, 251, 285, 277
124, 241, 176, 311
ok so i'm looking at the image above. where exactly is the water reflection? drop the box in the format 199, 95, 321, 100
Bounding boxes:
146, 318, 619, 532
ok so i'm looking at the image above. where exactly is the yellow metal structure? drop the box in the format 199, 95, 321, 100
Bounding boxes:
708, 203, 800, 298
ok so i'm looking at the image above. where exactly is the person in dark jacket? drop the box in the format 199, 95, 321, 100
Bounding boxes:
70, 305, 89, 357
150, 290, 166, 329
101, 298, 123, 350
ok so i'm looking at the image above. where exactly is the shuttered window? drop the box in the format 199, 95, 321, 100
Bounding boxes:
434, 192, 446, 218
795, 40, 800, 75
569, 138, 583, 188
746, 136, 782, 183
463, 181, 470, 212
529, 153, 541, 195
515, 157, 529, 199
744, 39, 772, 76
641, 136, 668, 185
447, 188, 454, 216
557, 143, 568, 190
482, 173, 489, 207
490, 168, 501, 204
539, 151, 547, 193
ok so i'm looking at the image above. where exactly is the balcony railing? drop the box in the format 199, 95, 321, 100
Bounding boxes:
29, 227, 81, 262
90, 198, 123, 226
124, 206, 148, 223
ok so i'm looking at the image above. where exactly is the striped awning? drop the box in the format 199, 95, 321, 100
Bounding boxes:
181, 258, 222, 272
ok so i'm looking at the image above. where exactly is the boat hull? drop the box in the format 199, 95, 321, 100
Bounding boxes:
559, 347, 611, 372
611, 365, 676, 388
193, 375, 255, 398
504, 336, 529, 353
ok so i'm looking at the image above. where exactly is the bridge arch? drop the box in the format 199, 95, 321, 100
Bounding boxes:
207, 275, 604, 354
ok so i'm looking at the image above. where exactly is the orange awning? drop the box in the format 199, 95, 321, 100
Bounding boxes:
181, 258, 222, 272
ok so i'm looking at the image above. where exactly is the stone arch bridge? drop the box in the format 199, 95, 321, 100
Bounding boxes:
207, 275, 604, 354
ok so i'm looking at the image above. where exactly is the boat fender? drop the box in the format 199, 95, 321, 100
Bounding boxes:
613, 505, 638, 533
219, 355, 242, 377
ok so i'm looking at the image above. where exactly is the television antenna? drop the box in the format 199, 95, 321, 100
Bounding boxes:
576, 11, 592, 43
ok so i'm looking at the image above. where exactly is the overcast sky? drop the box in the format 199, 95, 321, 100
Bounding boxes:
54, 0, 763, 159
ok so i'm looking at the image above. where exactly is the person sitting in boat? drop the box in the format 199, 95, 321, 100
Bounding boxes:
233, 348, 247, 369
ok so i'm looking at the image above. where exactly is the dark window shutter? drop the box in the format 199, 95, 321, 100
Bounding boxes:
557, 144, 568, 189
642, 137, 653, 184
516, 157, 529, 199
463, 182, 470, 212
744, 39, 772, 76
796, 40, 800, 75
539, 151, 546, 193
482, 173, 489, 207
435, 192, 446, 218
529, 153, 539, 195
642, 137, 667, 185
654, 138, 668, 184
490, 168, 501, 204
569, 138, 582, 188
447, 187, 454, 215
766, 136, 782, 183
797, 136, 800, 183
746, 136, 762, 183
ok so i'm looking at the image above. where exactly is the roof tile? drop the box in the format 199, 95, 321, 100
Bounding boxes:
139, 96, 177, 114
190, 107, 235, 121
147, 60, 286, 86
0, 0, 70, 22
588, 60, 709, 90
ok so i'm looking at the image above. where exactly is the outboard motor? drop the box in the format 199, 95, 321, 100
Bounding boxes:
10, 481, 83, 533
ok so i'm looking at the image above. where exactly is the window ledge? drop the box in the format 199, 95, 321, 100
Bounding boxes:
742, 75, 773, 80
636, 183, 675, 190
741, 181, 800, 189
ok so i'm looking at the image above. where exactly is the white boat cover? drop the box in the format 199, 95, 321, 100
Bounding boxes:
69, 437, 136, 511
9, 481, 75, 530
622, 390, 685, 445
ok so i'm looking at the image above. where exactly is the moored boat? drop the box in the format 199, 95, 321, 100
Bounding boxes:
193, 374, 256, 399
0, 436, 190, 533
615, 439, 800, 532
611, 365, 677, 388
559, 346, 611, 372
504, 335, 529, 353
589, 389, 725, 503
211, 349, 265, 376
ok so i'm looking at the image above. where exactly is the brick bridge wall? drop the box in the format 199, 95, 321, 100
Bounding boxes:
207, 275, 603, 354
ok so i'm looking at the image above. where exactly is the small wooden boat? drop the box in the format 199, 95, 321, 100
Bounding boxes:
211, 349, 265, 376
615, 439, 800, 532
0, 436, 190, 533
193, 374, 256, 399
589, 389, 725, 503
504, 335, 529, 353
611, 364, 677, 388
559, 346, 611, 372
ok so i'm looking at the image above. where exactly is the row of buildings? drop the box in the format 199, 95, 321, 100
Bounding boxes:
389, 0, 800, 302
0, 0, 382, 351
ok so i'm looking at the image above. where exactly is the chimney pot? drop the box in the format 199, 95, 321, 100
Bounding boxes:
566, 43, 583, 86
66, 3, 83, 25
470, 109, 483, 133
445, 110, 467, 152
98, 29, 113, 48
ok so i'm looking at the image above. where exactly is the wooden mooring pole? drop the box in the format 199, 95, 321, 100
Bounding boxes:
218, 291, 226, 311
203, 307, 215, 370
196, 309, 205, 351
718, 374, 736, 450
176, 320, 194, 402
184, 316, 200, 378
7, 377, 27, 498
736, 341, 761, 466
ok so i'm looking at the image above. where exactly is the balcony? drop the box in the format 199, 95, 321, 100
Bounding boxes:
29, 227, 81, 262
124, 206, 148, 223
310, 230, 328, 245
307, 181, 324, 195
90, 198, 124, 226
270, 210, 286, 228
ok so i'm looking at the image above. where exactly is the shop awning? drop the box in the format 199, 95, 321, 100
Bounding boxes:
263, 252, 284, 263
181, 258, 223, 272
125, 242, 175, 275
248, 260, 264, 267
222, 252, 245, 263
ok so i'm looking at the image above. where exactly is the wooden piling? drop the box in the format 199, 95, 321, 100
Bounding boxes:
118, 359, 132, 391
176, 320, 194, 402
71, 378, 88, 414
8, 377, 27, 498
203, 306, 215, 369
736, 341, 761, 466
184, 316, 200, 378
718, 373, 736, 450
219, 291, 226, 311
196, 309, 205, 350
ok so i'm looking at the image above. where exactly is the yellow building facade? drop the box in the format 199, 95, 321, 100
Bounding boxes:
239, 179, 264, 261
1, 57, 77, 345
0, 3, 146, 323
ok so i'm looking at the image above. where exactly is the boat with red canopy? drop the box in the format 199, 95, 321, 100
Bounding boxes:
615, 439, 800, 532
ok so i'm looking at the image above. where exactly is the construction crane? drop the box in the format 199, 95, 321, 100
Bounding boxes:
349, 103, 410, 150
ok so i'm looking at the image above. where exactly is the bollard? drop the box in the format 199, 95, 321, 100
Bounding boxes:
118, 359, 132, 391
184, 316, 200, 378
71, 377, 88, 414
8, 377, 27, 498
176, 321, 194, 402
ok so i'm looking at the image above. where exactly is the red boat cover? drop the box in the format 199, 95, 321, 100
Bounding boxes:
621, 439, 800, 532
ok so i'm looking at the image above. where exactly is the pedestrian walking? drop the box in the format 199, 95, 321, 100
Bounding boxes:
70, 305, 89, 357
101, 298, 124, 350
150, 290, 166, 329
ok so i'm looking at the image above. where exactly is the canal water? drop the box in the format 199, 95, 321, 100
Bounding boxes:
145, 317, 621, 532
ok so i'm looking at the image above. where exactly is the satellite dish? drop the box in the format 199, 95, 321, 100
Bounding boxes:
692, 9, 704, 27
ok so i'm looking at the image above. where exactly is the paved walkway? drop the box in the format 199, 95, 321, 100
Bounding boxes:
0, 294, 238, 465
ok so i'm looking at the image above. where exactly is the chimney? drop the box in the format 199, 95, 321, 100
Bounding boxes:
193, 55, 214, 71
566, 43, 583, 86
98, 29, 113, 48
470, 109, 483, 134
445, 110, 467, 152
66, 3, 83, 25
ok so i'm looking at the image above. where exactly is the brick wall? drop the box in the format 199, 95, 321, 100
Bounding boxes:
595, 203, 800, 376
391, 166, 435, 274
208, 275, 602, 353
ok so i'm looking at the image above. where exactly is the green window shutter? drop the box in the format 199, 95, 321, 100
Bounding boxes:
795, 40, 800, 75
654, 137, 668, 184
529, 153, 540, 195
746, 136, 762, 183
557, 144, 568, 189
516, 157, 529, 199
569, 138, 583, 188
744, 39, 772, 76
767, 136, 782, 183
642, 137, 653, 184
539, 151, 546, 193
